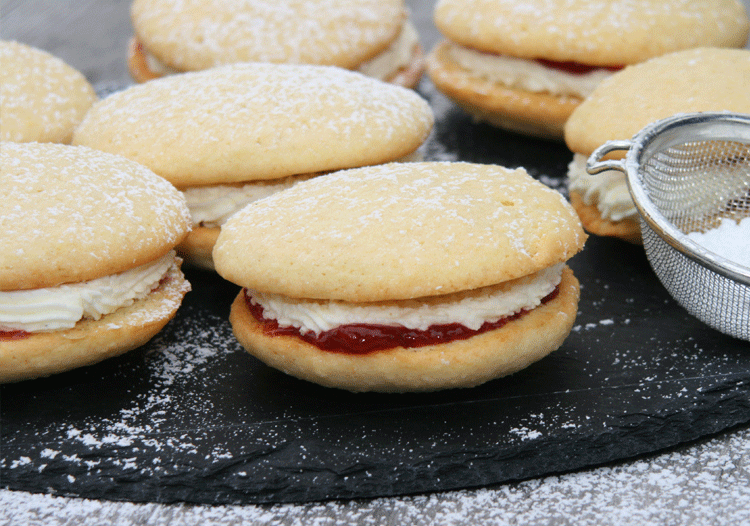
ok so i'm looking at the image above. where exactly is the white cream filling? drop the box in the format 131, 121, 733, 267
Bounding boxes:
183, 179, 304, 228
184, 150, 424, 228
567, 153, 637, 222
249, 263, 564, 336
144, 51, 180, 76
143, 19, 418, 82
447, 43, 614, 99
0, 251, 177, 333
357, 19, 419, 81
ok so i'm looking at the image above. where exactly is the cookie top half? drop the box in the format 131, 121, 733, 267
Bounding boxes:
72, 63, 434, 187
131, 0, 406, 72
0, 142, 191, 291
565, 48, 750, 155
434, 0, 749, 67
0, 41, 98, 144
214, 162, 586, 302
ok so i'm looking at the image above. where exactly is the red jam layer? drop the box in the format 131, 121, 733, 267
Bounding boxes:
245, 286, 560, 355
535, 58, 623, 75
0, 329, 30, 341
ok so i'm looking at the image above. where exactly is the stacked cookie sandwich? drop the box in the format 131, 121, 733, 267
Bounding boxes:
564, 47, 750, 243
0, 143, 192, 383
128, 0, 425, 87
73, 62, 434, 269
426, 0, 749, 140
213, 162, 586, 392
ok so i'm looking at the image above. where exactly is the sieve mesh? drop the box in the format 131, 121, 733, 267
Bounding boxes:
641, 139, 750, 233
588, 113, 750, 341
641, 224, 750, 340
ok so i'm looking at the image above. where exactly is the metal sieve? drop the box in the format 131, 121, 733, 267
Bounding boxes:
586, 112, 750, 341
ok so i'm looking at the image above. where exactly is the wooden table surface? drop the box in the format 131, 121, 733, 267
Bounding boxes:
3, 1, 750, 524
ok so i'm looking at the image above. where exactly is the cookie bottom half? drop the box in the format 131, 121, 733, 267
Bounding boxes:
177, 225, 221, 271
229, 266, 580, 392
569, 191, 642, 245
0, 263, 190, 383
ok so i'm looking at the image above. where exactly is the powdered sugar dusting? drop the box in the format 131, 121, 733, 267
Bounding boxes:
72, 63, 433, 184
1, 308, 238, 491
687, 217, 750, 268
132, 0, 404, 71
0, 40, 97, 143
434, 0, 750, 65
0, 142, 191, 289
218, 161, 585, 300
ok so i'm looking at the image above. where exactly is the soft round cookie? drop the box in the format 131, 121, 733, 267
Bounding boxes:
214, 162, 587, 392
215, 163, 585, 300
426, 0, 749, 139
128, 0, 425, 87
0, 142, 192, 383
0, 40, 98, 143
73, 62, 434, 269
564, 47, 750, 243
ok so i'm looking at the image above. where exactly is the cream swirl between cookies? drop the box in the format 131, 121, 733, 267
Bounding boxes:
248, 263, 563, 335
182, 150, 424, 229
0, 251, 177, 333
446, 43, 614, 99
183, 179, 305, 228
567, 154, 636, 222
357, 19, 420, 81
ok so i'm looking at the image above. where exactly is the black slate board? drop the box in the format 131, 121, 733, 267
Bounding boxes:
3, 82, 750, 505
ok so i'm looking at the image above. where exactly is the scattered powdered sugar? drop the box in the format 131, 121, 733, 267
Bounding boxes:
687, 217, 750, 268
4, 423, 750, 525
508, 426, 543, 441
572, 318, 618, 332
2, 309, 238, 491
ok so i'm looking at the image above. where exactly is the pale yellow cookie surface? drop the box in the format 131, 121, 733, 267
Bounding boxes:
130, 0, 405, 72
228, 266, 580, 392
565, 48, 750, 156
72, 63, 434, 186
214, 162, 586, 302
434, 0, 749, 66
0, 142, 191, 290
0, 41, 97, 144
0, 263, 190, 383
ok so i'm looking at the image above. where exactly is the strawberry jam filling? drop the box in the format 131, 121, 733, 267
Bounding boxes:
245, 286, 560, 355
535, 58, 623, 75
0, 329, 30, 341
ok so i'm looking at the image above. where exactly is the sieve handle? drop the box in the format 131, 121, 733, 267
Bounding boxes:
586, 140, 632, 174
